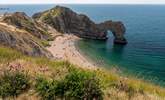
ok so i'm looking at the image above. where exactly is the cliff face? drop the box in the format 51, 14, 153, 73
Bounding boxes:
2, 12, 51, 40
33, 6, 127, 44
0, 13, 53, 58
33, 6, 106, 40
0, 24, 52, 57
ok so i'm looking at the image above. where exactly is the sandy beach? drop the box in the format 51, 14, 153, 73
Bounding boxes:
47, 34, 97, 69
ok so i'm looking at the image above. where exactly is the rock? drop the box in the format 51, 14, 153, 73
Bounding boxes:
33, 6, 127, 44
2, 12, 52, 40
98, 21, 127, 44
0, 23, 53, 58
33, 6, 106, 40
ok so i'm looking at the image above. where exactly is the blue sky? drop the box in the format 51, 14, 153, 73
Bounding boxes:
0, 0, 165, 4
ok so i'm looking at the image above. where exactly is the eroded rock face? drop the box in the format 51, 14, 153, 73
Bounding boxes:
2, 12, 51, 40
33, 6, 127, 44
0, 24, 52, 58
0, 12, 53, 57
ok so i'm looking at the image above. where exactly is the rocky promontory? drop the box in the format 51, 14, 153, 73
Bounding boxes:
33, 6, 127, 44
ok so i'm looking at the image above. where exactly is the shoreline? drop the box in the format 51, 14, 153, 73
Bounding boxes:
47, 34, 98, 70
74, 40, 105, 68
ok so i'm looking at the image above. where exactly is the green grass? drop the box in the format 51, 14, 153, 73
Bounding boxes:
94, 68, 165, 98
0, 46, 24, 63
0, 46, 165, 99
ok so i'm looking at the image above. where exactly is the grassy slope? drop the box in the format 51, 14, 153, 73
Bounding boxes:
0, 46, 165, 100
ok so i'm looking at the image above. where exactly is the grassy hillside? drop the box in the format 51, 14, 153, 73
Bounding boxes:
0, 46, 165, 100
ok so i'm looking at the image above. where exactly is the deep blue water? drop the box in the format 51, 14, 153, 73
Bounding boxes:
0, 4, 165, 86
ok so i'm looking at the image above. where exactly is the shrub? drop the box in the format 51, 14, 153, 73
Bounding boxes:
35, 77, 59, 100
0, 70, 30, 98
35, 70, 103, 100
41, 40, 51, 47
63, 70, 103, 100
47, 37, 54, 41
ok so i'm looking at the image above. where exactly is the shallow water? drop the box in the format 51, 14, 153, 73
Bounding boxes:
75, 5, 165, 86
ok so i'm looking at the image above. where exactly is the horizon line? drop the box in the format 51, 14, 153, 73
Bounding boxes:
1, 3, 165, 5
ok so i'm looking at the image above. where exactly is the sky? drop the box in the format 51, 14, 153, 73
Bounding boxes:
0, 0, 165, 4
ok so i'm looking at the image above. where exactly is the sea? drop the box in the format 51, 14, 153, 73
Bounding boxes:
0, 4, 165, 86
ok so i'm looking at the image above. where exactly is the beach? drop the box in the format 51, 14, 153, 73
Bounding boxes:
47, 34, 97, 69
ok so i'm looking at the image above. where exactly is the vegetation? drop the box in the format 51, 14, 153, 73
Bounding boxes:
41, 8, 61, 25
41, 40, 51, 47
0, 46, 165, 99
41, 12, 54, 26
0, 70, 30, 98
35, 69, 103, 100
0, 46, 23, 63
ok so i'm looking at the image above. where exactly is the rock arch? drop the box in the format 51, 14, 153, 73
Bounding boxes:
33, 6, 127, 45
97, 20, 127, 44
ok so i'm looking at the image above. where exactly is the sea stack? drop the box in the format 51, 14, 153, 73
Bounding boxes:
33, 6, 127, 44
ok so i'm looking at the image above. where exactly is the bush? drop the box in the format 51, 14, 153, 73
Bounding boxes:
35, 78, 59, 100
41, 40, 51, 47
35, 70, 103, 100
63, 70, 103, 100
0, 70, 30, 98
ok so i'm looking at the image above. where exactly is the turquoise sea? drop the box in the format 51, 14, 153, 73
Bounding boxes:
0, 4, 165, 86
